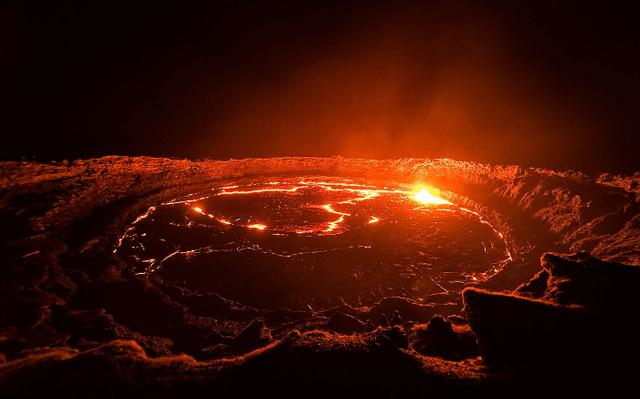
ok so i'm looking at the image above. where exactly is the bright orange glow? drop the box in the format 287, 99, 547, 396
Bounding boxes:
247, 223, 267, 230
324, 216, 345, 233
189, 181, 452, 235
319, 203, 350, 217
318, 203, 351, 233
193, 206, 235, 226
132, 206, 156, 224
412, 186, 452, 205
218, 187, 300, 195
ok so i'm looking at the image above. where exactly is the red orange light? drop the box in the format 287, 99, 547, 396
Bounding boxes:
412, 186, 451, 205
247, 223, 267, 231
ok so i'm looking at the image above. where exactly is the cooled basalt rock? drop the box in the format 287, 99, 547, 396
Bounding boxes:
0, 332, 489, 397
326, 312, 366, 334
463, 252, 640, 371
410, 316, 477, 360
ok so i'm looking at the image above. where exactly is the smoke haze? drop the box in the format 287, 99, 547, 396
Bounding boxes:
1, 1, 638, 172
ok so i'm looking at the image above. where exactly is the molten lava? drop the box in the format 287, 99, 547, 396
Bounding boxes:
413, 186, 452, 205
115, 176, 511, 311
185, 181, 452, 235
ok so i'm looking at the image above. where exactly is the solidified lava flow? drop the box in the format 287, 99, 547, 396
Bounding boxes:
116, 176, 510, 311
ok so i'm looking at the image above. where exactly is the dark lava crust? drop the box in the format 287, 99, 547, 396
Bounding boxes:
116, 176, 510, 313
1, 156, 640, 396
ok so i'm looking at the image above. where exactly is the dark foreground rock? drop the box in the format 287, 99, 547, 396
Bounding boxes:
410, 315, 477, 360
464, 252, 640, 378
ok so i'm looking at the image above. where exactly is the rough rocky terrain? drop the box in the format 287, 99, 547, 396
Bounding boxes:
1, 156, 639, 396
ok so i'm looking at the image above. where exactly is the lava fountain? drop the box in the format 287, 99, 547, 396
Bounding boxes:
115, 176, 510, 312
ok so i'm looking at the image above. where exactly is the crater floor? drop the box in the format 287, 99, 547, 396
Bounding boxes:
116, 176, 510, 311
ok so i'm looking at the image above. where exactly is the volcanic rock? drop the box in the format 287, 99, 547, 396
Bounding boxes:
411, 315, 477, 360
366, 296, 457, 325
464, 252, 640, 373
2, 157, 640, 395
390, 310, 403, 325
326, 312, 365, 334
231, 318, 273, 349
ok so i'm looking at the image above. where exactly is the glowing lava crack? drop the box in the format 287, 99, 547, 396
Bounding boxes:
115, 177, 511, 310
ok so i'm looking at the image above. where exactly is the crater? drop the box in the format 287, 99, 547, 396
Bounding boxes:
115, 176, 511, 311
3, 157, 640, 396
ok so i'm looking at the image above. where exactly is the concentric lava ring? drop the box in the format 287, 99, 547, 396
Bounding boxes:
115, 176, 511, 311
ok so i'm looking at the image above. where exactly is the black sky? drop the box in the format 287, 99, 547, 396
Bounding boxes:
1, 0, 638, 173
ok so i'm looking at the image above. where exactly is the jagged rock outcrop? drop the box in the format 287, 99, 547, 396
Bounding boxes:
464, 252, 640, 373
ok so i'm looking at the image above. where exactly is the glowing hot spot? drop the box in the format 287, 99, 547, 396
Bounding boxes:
413, 187, 452, 205
247, 223, 267, 231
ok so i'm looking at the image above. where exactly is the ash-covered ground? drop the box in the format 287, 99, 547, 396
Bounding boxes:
1, 157, 640, 396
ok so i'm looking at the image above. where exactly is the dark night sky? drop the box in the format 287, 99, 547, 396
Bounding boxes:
1, 0, 639, 173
